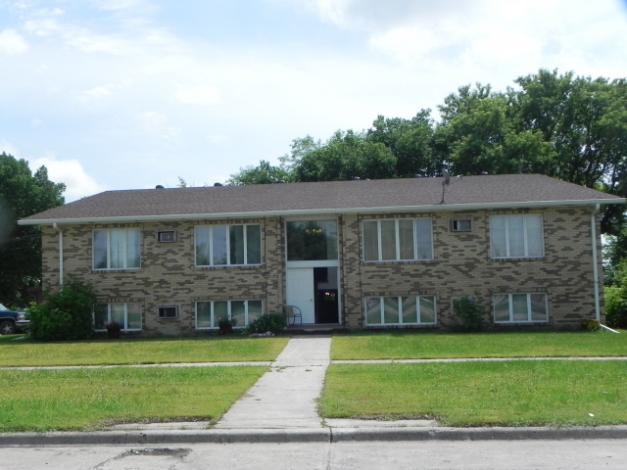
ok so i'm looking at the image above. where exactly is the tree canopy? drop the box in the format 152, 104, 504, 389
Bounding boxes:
227, 69, 626, 244
0, 153, 65, 307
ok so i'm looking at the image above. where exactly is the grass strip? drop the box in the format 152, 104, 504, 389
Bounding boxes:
0, 336, 289, 367
0, 366, 266, 432
331, 331, 627, 360
320, 361, 627, 426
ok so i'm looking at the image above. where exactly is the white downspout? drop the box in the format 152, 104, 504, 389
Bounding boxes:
52, 223, 64, 287
590, 204, 600, 322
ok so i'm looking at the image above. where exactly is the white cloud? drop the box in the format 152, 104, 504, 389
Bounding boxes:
0, 140, 22, 158
208, 135, 228, 145
0, 29, 28, 54
31, 156, 107, 201
77, 85, 113, 104
175, 84, 220, 105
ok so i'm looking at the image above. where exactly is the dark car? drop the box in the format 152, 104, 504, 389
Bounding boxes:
0, 303, 29, 335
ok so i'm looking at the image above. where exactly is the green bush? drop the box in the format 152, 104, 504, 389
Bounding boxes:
246, 313, 287, 335
452, 296, 487, 332
29, 278, 97, 341
605, 286, 627, 329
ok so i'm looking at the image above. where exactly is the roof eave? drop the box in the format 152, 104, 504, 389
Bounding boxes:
17, 198, 625, 226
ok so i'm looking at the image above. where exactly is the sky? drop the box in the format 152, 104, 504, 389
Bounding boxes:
1, 0, 627, 202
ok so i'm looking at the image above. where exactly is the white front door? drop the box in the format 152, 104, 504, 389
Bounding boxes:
286, 268, 315, 324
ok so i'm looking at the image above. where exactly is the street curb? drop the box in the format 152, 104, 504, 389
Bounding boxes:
3, 426, 627, 446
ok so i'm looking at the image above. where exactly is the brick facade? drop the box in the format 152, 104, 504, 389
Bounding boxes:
41, 205, 603, 334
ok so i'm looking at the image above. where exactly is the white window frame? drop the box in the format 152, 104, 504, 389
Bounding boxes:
157, 230, 177, 243
362, 218, 434, 262
364, 296, 437, 326
94, 303, 142, 331
92, 228, 141, 270
493, 293, 548, 323
489, 214, 544, 259
194, 224, 262, 267
195, 300, 263, 330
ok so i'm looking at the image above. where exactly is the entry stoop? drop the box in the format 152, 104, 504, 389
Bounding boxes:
285, 323, 348, 335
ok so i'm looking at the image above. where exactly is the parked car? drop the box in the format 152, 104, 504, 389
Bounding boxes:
0, 303, 29, 335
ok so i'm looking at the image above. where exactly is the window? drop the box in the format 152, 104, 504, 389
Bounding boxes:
195, 300, 263, 329
158, 230, 176, 243
94, 303, 142, 331
363, 218, 433, 262
158, 305, 178, 319
93, 229, 141, 270
490, 214, 543, 259
365, 296, 436, 325
493, 293, 548, 323
450, 218, 472, 232
287, 220, 338, 261
195, 224, 261, 266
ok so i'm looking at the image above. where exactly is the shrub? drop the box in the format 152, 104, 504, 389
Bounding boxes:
29, 278, 97, 341
452, 296, 487, 332
605, 286, 627, 329
246, 313, 287, 335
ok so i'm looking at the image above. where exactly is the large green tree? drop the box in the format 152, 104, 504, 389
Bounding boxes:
0, 153, 65, 307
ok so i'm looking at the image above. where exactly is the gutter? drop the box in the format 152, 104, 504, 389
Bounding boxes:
17, 198, 626, 226
52, 223, 64, 287
591, 205, 600, 322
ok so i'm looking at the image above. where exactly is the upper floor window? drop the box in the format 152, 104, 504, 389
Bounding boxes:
93, 229, 141, 270
363, 218, 433, 262
287, 220, 338, 261
490, 214, 544, 259
195, 224, 261, 267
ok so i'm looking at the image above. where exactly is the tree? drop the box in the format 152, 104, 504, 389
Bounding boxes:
0, 153, 65, 306
226, 160, 293, 185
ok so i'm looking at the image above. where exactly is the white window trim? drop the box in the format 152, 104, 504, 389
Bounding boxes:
94, 303, 142, 331
493, 293, 549, 323
364, 296, 437, 326
157, 230, 177, 243
450, 218, 472, 232
194, 224, 262, 267
195, 300, 263, 330
362, 218, 434, 262
92, 228, 141, 271
490, 214, 544, 259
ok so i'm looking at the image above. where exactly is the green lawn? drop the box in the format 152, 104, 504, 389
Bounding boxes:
0, 336, 289, 367
331, 331, 627, 360
0, 366, 267, 432
320, 360, 627, 426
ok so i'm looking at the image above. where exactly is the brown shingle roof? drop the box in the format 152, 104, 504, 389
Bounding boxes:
19, 174, 625, 225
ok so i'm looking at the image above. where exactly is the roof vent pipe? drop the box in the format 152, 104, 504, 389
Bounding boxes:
155, 185, 164, 189
214, 183, 223, 187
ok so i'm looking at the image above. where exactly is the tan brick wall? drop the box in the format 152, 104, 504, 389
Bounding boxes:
41, 206, 603, 334
43, 218, 285, 335
340, 206, 602, 330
